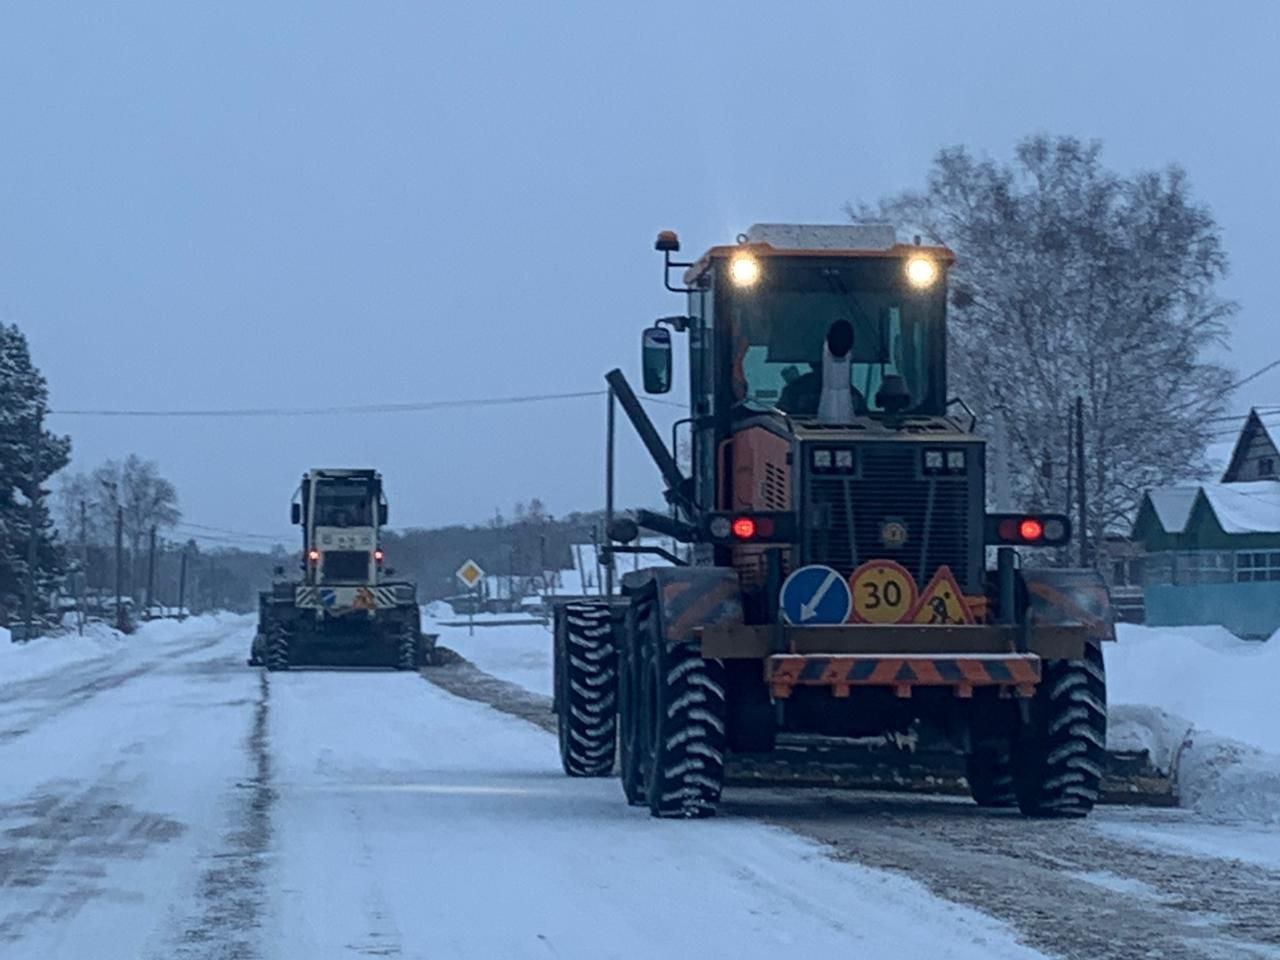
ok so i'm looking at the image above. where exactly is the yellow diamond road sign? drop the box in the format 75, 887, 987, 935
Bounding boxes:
456, 559, 485, 590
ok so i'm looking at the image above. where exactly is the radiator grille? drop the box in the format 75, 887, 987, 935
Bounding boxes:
803, 443, 976, 591
322, 550, 370, 581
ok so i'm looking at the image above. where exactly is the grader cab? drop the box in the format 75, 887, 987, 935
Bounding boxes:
553, 224, 1114, 818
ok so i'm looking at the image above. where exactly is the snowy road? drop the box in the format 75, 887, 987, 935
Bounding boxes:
444, 620, 1280, 960
2, 616, 1045, 960
3, 617, 1279, 959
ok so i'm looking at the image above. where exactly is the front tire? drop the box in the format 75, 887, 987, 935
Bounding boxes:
1013, 642, 1107, 818
554, 601, 617, 777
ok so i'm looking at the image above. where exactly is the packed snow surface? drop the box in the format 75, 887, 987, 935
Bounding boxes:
1, 613, 1053, 959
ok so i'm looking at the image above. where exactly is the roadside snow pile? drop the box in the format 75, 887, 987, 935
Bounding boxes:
0, 620, 127, 686
1109, 624, 1280, 823
423, 600, 455, 619
0, 613, 244, 689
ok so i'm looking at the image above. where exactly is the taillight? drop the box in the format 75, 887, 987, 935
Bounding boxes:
374, 549, 385, 564
987, 513, 1070, 547
307, 549, 320, 564
704, 511, 796, 544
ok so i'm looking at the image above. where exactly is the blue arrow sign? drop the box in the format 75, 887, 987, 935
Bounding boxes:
780, 565, 852, 625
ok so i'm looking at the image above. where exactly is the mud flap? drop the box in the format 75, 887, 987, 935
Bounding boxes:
619, 567, 744, 642
1020, 567, 1116, 643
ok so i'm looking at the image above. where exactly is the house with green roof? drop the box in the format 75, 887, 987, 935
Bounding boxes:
1131, 409, 1280, 638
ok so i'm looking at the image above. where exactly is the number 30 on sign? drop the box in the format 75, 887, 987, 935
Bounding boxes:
849, 559, 919, 624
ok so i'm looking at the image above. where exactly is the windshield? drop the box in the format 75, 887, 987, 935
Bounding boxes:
312, 479, 374, 527
724, 257, 946, 416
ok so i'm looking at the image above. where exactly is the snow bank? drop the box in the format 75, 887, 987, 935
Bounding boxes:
1109, 624, 1280, 823
0, 613, 247, 689
429, 617, 554, 697
1110, 624, 1280, 755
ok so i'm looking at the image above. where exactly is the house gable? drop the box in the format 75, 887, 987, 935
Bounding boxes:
1222, 409, 1280, 482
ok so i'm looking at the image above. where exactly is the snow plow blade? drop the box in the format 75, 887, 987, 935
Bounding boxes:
723, 738, 1178, 807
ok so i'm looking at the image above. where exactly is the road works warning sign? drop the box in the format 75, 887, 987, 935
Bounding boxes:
908, 565, 974, 625
455, 559, 485, 590
849, 559, 918, 623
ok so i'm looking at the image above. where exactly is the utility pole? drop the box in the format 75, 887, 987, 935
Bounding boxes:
115, 505, 126, 631
1075, 396, 1089, 568
145, 526, 157, 619
540, 534, 552, 599
23, 404, 44, 642
177, 548, 188, 620
1065, 407, 1075, 517
604, 388, 616, 596
78, 499, 88, 635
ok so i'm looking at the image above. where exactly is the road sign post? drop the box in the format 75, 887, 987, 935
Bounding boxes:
456, 559, 486, 638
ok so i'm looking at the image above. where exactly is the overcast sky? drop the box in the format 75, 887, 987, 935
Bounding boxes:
4, 2, 1279, 546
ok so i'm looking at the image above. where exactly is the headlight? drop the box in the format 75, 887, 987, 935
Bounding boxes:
813, 449, 833, 469
924, 450, 944, 471
835, 449, 854, 470
905, 256, 938, 289
729, 254, 760, 287
946, 450, 966, 471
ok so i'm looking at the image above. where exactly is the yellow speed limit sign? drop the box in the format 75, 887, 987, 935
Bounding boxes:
849, 559, 919, 624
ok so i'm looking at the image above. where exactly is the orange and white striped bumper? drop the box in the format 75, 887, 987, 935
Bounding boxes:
765, 653, 1041, 699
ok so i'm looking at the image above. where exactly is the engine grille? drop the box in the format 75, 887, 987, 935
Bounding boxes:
802, 443, 979, 593
322, 550, 370, 581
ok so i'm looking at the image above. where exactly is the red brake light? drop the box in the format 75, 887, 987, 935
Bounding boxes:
731, 517, 757, 540
307, 549, 320, 563
374, 549, 385, 563
997, 518, 1018, 541
1019, 518, 1043, 541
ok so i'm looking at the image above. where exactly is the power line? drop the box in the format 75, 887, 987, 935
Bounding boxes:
49, 389, 609, 419
1228, 358, 1280, 393
174, 521, 283, 542
1162, 357, 1280, 418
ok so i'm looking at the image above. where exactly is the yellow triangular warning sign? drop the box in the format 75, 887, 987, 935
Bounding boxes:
908, 565, 975, 625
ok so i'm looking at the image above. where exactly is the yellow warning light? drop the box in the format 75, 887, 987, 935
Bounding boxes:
905, 256, 938, 289
729, 254, 760, 287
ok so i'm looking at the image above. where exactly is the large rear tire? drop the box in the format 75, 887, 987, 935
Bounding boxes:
265, 619, 291, 672
554, 601, 617, 777
1012, 641, 1107, 818
635, 592, 727, 819
966, 741, 1016, 808
396, 618, 420, 671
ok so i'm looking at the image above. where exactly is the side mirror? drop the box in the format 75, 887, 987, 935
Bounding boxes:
641, 326, 673, 394
290, 503, 301, 525
378, 503, 389, 526
607, 517, 639, 544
